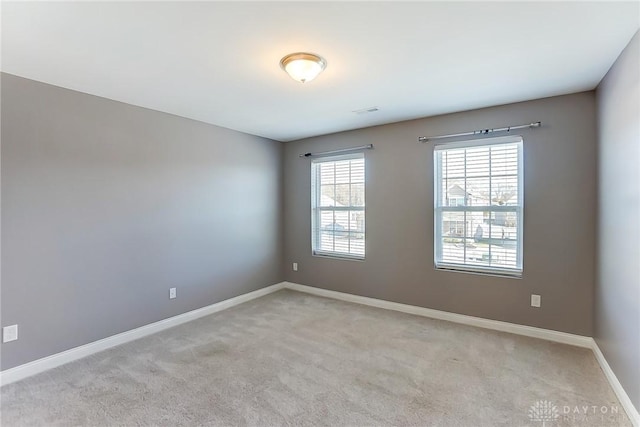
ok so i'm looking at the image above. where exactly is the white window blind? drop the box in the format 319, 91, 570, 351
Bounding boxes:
311, 153, 365, 259
434, 136, 523, 276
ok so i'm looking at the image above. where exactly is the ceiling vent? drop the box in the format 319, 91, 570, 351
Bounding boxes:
353, 106, 379, 115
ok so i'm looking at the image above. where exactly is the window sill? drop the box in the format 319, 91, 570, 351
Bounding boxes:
313, 251, 365, 262
435, 265, 522, 279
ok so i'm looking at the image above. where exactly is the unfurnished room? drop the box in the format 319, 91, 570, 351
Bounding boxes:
1, 1, 639, 426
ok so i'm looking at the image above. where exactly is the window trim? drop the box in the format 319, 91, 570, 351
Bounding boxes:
433, 135, 524, 277
311, 152, 366, 260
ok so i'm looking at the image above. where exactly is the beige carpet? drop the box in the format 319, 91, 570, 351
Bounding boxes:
0, 289, 629, 426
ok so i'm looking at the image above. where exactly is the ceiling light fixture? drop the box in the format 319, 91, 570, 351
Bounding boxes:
280, 52, 327, 83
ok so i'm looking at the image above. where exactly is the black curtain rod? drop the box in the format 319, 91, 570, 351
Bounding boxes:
299, 144, 374, 158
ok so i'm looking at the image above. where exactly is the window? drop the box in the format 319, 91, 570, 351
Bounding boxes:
434, 136, 523, 276
311, 153, 365, 259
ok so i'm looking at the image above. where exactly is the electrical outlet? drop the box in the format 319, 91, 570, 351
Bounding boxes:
169, 288, 177, 299
531, 294, 541, 308
3, 325, 18, 343
293, 262, 298, 272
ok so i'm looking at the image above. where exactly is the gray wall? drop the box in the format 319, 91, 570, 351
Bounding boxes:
1, 73, 283, 370
595, 30, 640, 410
283, 92, 597, 336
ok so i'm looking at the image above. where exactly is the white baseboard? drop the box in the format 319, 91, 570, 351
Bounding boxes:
283, 282, 593, 347
591, 340, 640, 427
0, 282, 286, 386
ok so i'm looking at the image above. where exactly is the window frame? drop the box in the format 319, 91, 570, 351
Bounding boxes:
311, 153, 365, 261
433, 135, 524, 277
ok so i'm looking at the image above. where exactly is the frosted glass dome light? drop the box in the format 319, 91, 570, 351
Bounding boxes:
280, 52, 327, 83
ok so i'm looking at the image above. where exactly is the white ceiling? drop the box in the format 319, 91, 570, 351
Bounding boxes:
2, 2, 639, 142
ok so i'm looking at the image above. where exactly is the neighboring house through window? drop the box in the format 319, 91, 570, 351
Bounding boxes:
434, 135, 523, 276
311, 153, 365, 259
